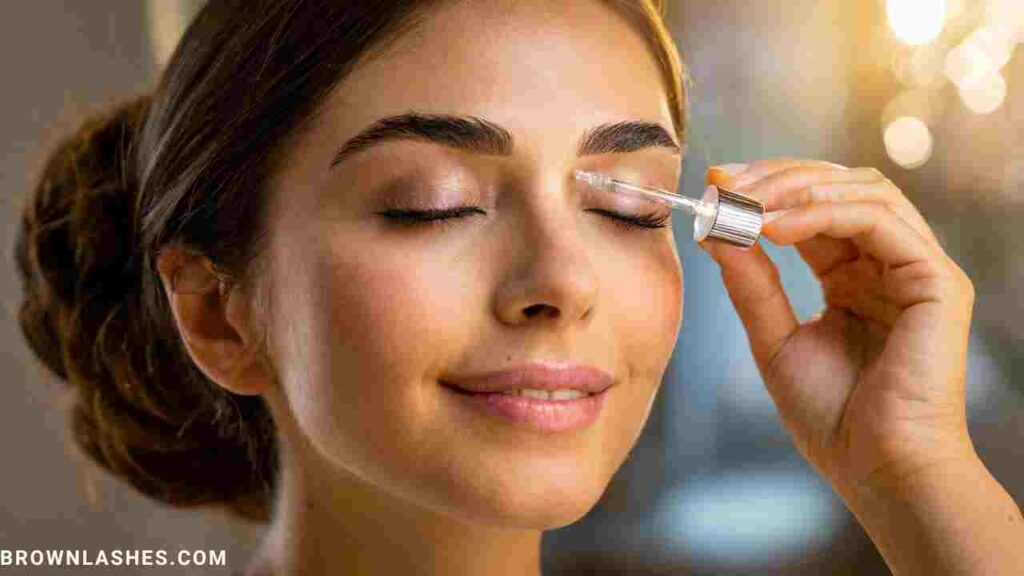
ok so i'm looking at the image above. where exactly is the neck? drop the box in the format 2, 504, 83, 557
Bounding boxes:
246, 435, 543, 576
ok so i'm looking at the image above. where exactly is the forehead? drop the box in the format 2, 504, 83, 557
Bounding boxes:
315, 0, 674, 158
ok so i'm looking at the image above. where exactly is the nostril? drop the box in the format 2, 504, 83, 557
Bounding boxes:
523, 303, 559, 319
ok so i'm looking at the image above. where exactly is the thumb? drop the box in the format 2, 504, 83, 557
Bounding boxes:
701, 239, 799, 375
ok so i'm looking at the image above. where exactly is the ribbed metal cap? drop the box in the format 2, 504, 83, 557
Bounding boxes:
693, 185, 764, 248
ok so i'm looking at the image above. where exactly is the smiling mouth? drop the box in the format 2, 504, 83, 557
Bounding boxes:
443, 385, 593, 401
439, 381, 609, 433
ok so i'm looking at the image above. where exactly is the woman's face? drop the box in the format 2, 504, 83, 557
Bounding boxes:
263, 0, 683, 529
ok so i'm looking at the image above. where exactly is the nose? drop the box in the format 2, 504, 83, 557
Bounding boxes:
492, 204, 598, 328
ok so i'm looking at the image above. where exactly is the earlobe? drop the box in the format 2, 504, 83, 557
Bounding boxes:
155, 247, 273, 396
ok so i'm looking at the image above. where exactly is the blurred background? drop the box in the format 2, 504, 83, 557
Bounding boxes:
1, 1, 1021, 574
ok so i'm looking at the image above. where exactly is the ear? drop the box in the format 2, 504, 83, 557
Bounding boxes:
155, 246, 273, 396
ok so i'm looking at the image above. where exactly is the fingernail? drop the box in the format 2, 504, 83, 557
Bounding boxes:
710, 163, 749, 175
763, 209, 790, 224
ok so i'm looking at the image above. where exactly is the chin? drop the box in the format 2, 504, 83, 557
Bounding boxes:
447, 463, 613, 531
462, 494, 602, 531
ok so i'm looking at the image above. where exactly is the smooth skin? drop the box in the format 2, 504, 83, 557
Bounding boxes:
705, 160, 1024, 574
152, 1, 1023, 574
159, 2, 681, 575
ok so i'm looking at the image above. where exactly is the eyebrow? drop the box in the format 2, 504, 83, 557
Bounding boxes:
576, 120, 680, 156
329, 113, 680, 168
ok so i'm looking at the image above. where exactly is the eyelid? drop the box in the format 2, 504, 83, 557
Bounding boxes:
576, 172, 675, 213
575, 163, 677, 189
374, 169, 487, 208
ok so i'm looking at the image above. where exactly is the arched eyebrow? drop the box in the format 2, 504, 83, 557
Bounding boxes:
576, 120, 680, 156
329, 113, 680, 169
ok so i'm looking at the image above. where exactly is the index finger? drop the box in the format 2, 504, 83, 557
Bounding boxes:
707, 158, 848, 189
765, 201, 938, 268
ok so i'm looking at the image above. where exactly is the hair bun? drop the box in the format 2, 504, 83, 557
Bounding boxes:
17, 94, 275, 522
17, 94, 151, 381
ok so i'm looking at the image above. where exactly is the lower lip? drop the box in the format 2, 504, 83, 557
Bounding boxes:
443, 385, 608, 432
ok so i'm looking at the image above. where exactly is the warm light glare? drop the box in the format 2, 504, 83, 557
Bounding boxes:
958, 72, 1007, 114
904, 49, 946, 86
986, 0, 1024, 44
943, 24, 1015, 92
884, 116, 934, 169
887, 0, 947, 45
945, 0, 966, 22
966, 26, 1015, 72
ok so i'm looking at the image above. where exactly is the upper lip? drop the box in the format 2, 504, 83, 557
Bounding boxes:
441, 361, 615, 395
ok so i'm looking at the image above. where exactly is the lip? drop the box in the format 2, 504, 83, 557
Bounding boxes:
440, 362, 614, 432
440, 362, 615, 395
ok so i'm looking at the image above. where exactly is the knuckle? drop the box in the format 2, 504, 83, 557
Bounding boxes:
864, 166, 886, 180
858, 167, 896, 190
757, 157, 803, 172
882, 179, 908, 202
862, 201, 891, 219
951, 263, 976, 301
925, 260, 972, 300
774, 156, 803, 164
806, 184, 826, 202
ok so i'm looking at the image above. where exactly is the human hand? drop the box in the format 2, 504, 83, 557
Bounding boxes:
701, 159, 977, 497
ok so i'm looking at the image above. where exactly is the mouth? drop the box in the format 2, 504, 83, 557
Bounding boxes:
444, 385, 598, 399
439, 362, 613, 432
440, 361, 614, 394
440, 385, 610, 433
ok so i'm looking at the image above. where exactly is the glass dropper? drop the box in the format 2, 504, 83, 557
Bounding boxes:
574, 170, 765, 249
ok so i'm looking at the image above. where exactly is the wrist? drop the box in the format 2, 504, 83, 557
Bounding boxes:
832, 431, 978, 509
841, 452, 981, 517
835, 448, 1024, 575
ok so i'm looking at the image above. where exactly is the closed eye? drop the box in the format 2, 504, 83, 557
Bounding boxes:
377, 207, 486, 226
586, 208, 671, 229
377, 207, 671, 230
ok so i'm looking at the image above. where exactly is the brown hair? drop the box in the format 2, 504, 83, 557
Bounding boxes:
16, 0, 688, 523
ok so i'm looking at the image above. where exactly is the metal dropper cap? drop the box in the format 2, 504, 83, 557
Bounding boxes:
693, 185, 764, 248
573, 170, 765, 249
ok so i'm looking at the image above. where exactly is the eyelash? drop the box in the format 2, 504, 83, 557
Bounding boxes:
586, 208, 671, 230
378, 207, 670, 230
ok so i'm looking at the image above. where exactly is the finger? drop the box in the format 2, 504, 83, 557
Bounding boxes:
763, 201, 938, 269
794, 235, 860, 278
708, 162, 943, 251
701, 240, 799, 374
709, 161, 865, 278
709, 164, 863, 280
820, 257, 903, 327
883, 258, 974, 320
732, 166, 878, 201
750, 174, 941, 249
754, 174, 940, 276
707, 158, 849, 189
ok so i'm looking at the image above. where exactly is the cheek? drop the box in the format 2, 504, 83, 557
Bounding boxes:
610, 240, 683, 376
327, 259, 465, 370
273, 238, 479, 467
327, 249, 474, 412
602, 239, 683, 451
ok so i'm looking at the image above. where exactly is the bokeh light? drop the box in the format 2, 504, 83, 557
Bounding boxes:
654, 469, 842, 567
945, 0, 966, 22
883, 116, 934, 169
943, 23, 1015, 116
902, 48, 947, 87
887, 0, 947, 46
971, 25, 1016, 71
986, 0, 1024, 44
944, 39, 1000, 88
958, 71, 1007, 114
